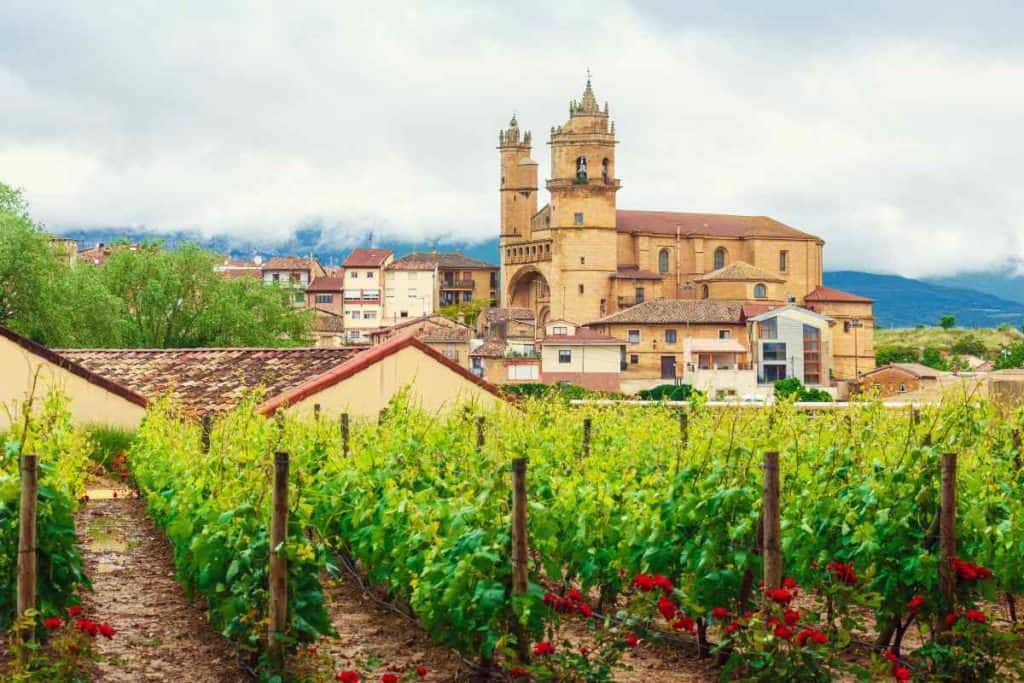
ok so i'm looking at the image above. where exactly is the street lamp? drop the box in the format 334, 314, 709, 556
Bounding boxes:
849, 318, 864, 379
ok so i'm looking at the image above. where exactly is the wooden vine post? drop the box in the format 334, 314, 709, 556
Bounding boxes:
510, 458, 531, 664
674, 411, 689, 476
582, 417, 592, 459
340, 412, 350, 458
476, 416, 486, 454
200, 413, 212, 453
17, 455, 38, 634
938, 452, 957, 631
762, 451, 782, 594
268, 452, 290, 670
313, 403, 321, 419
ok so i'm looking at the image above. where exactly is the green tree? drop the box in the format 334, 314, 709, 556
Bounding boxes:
939, 315, 956, 329
950, 334, 987, 357
921, 346, 950, 371
438, 298, 490, 326
875, 344, 920, 365
995, 343, 1024, 370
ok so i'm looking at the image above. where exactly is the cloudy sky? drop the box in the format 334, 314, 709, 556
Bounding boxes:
2, 1, 1023, 277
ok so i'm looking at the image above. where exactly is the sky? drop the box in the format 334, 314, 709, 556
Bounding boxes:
2, 1, 1023, 278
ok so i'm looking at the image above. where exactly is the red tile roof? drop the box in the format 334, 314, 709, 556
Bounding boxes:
262, 257, 326, 275
587, 299, 746, 325
695, 261, 785, 283
387, 252, 498, 271
616, 210, 821, 241
343, 248, 393, 268
804, 286, 874, 303
0, 325, 147, 407
306, 276, 346, 292
614, 265, 664, 281
740, 303, 778, 320
541, 331, 623, 346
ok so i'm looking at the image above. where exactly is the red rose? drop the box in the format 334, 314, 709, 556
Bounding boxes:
336, 672, 360, 683
782, 577, 798, 589
532, 641, 555, 656
566, 589, 583, 602
711, 606, 729, 620
884, 649, 898, 663
826, 560, 857, 585
416, 666, 427, 678
965, 608, 986, 624
381, 675, 398, 683
811, 630, 828, 645
725, 621, 740, 635
944, 612, 959, 627
578, 603, 594, 618
651, 574, 674, 593
632, 574, 656, 591
657, 595, 678, 621
773, 625, 793, 640
579, 646, 589, 655
67, 606, 83, 617
75, 619, 99, 637
624, 632, 638, 648
907, 595, 924, 611
766, 588, 794, 605
783, 608, 799, 626
509, 668, 529, 679
43, 617, 63, 630
98, 622, 116, 638
672, 615, 696, 633
893, 665, 911, 681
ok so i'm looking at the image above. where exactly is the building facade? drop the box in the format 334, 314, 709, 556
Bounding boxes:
342, 248, 393, 342
383, 252, 499, 325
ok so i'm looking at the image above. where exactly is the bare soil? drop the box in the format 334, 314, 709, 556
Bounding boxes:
76, 478, 245, 682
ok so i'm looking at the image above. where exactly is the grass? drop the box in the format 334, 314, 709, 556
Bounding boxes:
84, 425, 136, 470
876, 326, 1024, 357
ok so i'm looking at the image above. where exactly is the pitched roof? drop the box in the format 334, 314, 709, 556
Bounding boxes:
861, 363, 946, 380
614, 265, 664, 280
740, 303, 778, 320
587, 299, 746, 325
482, 307, 535, 323
220, 268, 262, 280
694, 261, 785, 283
0, 325, 147, 407
804, 286, 874, 303
262, 256, 326, 275
419, 327, 472, 343
470, 340, 508, 358
616, 210, 820, 241
541, 331, 622, 346
343, 248, 393, 268
57, 346, 367, 416
306, 276, 346, 292
387, 251, 498, 271
313, 314, 345, 333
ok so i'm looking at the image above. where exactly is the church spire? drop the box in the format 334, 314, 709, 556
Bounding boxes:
570, 69, 604, 116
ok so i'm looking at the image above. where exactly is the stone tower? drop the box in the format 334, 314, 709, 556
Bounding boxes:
544, 77, 620, 324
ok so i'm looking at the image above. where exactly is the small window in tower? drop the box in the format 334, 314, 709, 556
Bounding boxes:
578, 284, 584, 294
501, 176, 505, 186
658, 249, 670, 274
575, 156, 588, 180
754, 283, 767, 298
701, 285, 709, 299
580, 256, 585, 265
574, 212, 584, 225
714, 247, 727, 270
602, 158, 609, 182
779, 250, 789, 273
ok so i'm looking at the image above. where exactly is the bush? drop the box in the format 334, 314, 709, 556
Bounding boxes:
921, 346, 950, 371
950, 334, 987, 357
773, 378, 832, 403
995, 343, 1024, 370
84, 425, 136, 470
636, 384, 702, 402
875, 345, 919, 365
939, 315, 957, 329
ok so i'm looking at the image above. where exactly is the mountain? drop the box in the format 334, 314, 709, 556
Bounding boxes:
824, 271, 1024, 329
54, 228, 1024, 329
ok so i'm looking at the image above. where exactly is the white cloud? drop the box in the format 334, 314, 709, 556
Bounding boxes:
1, 1, 1022, 277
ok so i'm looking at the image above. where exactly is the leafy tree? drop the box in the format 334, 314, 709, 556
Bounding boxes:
995, 343, 1024, 370
950, 334, 987, 357
939, 315, 956, 329
438, 298, 490, 326
773, 377, 832, 402
920, 346, 950, 371
875, 344, 919, 365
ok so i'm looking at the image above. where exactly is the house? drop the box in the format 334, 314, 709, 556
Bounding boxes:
747, 305, 833, 387
261, 257, 327, 307
383, 252, 499, 324
0, 325, 146, 430
468, 339, 541, 385
214, 257, 262, 280
802, 286, 876, 380
369, 314, 474, 368
311, 311, 346, 347
477, 307, 538, 340
539, 330, 624, 392
342, 248, 394, 342
59, 335, 503, 419
858, 363, 947, 398
306, 275, 345, 317
78, 241, 143, 266
544, 319, 578, 336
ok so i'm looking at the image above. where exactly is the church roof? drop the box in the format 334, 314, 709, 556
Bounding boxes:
616, 210, 821, 241
804, 286, 874, 303
614, 265, 664, 280
694, 261, 785, 283
586, 299, 747, 326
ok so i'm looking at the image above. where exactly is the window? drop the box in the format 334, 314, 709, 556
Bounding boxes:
898, 383, 907, 393
574, 212, 584, 225
290, 272, 301, 283
462, 292, 472, 302
658, 249, 670, 274
779, 250, 789, 272
665, 329, 677, 344
754, 283, 767, 298
408, 288, 417, 297
630, 354, 639, 364
558, 349, 572, 364
575, 156, 587, 180
701, 285, 709, 299
553, 326, 568, 335
758, 318, 778, 339
580, 256, 585, 264
763, 342, 787, 361
714, 247, 727, 270
272, 273, 280, 283
350, 330, 361, 340
843, 321, 851, 333
363, 311, 376, 320
578, 284, 584, 294
763, 364, 787, 382
719, 330, 731, 339
509, 364, 539, 381
349, 271, 358, 278
601, 157, 610, 181
627, 329, 640, 344
349, 311, 361, 320
400, 311, 408, 318
366, 271, 374, 279
315, 293, 334, 304
293, 292, 304, 303
385, 288, 395, 298
635, 287, 645, 304
363, 289, 379, 300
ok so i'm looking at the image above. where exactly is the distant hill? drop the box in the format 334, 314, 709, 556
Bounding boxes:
824, 271, 1024, 329
923, 263, 1024, 305
55, 228, 1024, 329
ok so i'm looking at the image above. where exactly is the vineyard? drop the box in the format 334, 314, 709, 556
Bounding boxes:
4, 389, 1024, 681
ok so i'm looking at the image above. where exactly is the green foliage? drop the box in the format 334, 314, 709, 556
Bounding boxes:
773, 378, 832, 402
498, 382, 622, 402
636, 384, 702, 401
950, 334, 987, 357
995, 343, 1024, 370
83, 425, 136, 470
939, 315, 957, 329
875, 344, 920, 365
437, 298, 490, 326
921, 346, 950, 371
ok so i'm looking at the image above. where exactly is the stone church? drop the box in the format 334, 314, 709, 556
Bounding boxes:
498, 77, 875, 382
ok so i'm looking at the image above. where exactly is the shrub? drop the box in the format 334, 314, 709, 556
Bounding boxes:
774, 378, 832, 403
876, 345, 920, 366
995, 343, 1024, 370
950, 334, 986, 357
921, 347, 950, 371
939, 315, 957, 329
636, 384, 702, 402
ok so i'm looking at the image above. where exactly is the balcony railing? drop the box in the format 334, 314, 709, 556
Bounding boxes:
441, 279, 475, 290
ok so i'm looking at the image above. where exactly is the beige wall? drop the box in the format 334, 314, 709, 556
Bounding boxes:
804, 300, 875, 380
0, 336, 145, 430
284, 345, 502, 418
590, 321, 748, 379
541, 343, 620, 374
383, 269, 436, 324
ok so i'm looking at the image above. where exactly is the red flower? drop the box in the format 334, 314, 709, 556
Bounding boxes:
336, 673, 360, 683
657, 595, 678, 621
381, 675, 398, 683
711, 606, 729, 620
965, 608, 986, 624
773, 625, 793, 640
98, 622, 115, 638
43, 617, 63, 630
416, 666, 427, 678
826, 560, 858, 585
577, 603, 594, 618
884, 649, 898, 663
532, 641, 556, 656
944, 612, 959, 627
543, 592, 572, 613
624, 632, 639, 648
672, 615, 696, 633
893, 665, 911, 681
75, 619, 99, 637
951, 558, 993, 581
632, 574, 656, 591
651, 574, 674, 593
725, 621, 740, 635
579, 646, 589, 655
906, 595, 924, 611
783, 608, 799, 626
509, 668, 529, 679
782, 577, 798, 589
566, 589, 584, 602
796, 629, 827, 645
766, 588, 794, 605
67, 606, 83, 617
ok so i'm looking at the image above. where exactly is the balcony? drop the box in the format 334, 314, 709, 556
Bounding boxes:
441, 279, 475, 291
503, 239, 553, 265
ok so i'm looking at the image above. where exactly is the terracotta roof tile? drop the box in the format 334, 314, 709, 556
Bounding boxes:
804, 286, 875, 303
470, 340, 508, 358
617, 210, 820, 241
262, 257, 326, 275
861, 363, 946, 380
343, 248, 393, 268
483, 308, 535, 323
694, 261, 785, 283
387, 252, 498, 271
614, 265, 664, 281
306, 276, 346, 292
587, 299, 746, 325
541, 331, 623, 345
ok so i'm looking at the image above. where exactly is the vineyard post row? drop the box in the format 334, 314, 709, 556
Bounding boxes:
16, 453, 38, 659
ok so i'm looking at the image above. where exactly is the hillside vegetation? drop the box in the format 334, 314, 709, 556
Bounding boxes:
876, 326, 1024, 356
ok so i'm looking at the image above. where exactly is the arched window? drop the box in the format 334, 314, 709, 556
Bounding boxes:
658, 249, 670, 274
754, 283, 767, 299
602, 158, 610, 182
701, 285, 709, 299
575, 156, 588, 180
713, 247, 727, 270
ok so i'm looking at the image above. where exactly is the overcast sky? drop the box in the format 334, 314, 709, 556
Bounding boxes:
2, 1, 1023, 277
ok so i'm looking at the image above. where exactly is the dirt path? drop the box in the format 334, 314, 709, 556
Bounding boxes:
77, 479, 245, 682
